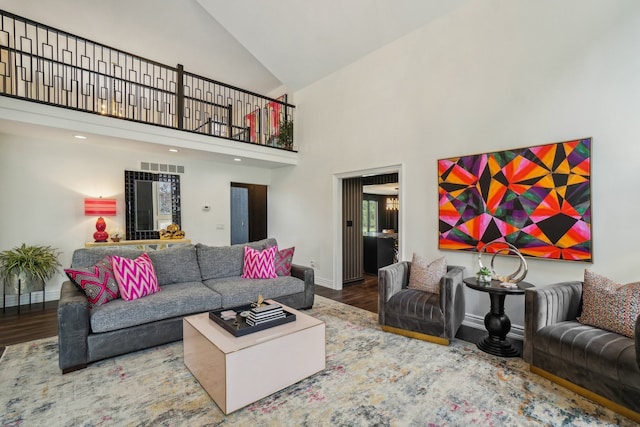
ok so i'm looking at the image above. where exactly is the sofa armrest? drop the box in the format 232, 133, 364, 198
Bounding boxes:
57, 280, 91, 373
291, 264, 315, 308
440, 265, 465, 338
523, 281, 583, 363
378, 261, 410, 325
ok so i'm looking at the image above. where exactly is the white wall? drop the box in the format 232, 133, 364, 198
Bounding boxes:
0, 132, 272, 305
270, 0, 640, 330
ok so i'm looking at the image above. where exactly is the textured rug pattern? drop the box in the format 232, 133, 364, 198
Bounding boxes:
0, 296, 634, 426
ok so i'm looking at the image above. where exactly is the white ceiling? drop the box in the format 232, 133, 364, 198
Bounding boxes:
1, 0, 468, 94
195, 0, 469, 91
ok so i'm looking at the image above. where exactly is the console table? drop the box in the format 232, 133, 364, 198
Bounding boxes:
85, 239, 191, 251
463, 277, 533, 357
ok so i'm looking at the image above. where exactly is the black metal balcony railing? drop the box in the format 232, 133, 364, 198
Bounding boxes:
0, 10, 295, 151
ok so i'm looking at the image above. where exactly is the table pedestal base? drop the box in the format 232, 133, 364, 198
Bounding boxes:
477, 335, 520, 357
478, 293, 521, 358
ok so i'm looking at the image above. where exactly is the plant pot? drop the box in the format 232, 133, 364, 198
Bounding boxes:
476, 274, 492, 284
3, 271, 44, 295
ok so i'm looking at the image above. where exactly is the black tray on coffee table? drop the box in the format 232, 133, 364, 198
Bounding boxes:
209, 301, 296, 337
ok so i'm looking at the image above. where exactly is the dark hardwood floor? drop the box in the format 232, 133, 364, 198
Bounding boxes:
0, 300, 59, 353
315, 273, 380, 313
0, 274, 520, 356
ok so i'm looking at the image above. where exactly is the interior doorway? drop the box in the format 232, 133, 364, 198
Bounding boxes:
230, 182, 267, 244
337, 167, 402, 289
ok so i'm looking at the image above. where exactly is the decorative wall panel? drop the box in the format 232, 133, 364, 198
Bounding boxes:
438, 138, 592, 262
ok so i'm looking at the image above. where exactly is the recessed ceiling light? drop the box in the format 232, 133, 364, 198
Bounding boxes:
233, 158, 242, 162
73, 135, 87, 140
169, 148, 178, 153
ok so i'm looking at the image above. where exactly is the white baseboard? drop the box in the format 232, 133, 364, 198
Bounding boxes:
462, 313, 524, 340
314, 277, 336, 289
2, 289, 58, 308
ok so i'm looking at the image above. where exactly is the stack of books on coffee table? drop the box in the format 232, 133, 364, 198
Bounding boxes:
246, 303, 285, 326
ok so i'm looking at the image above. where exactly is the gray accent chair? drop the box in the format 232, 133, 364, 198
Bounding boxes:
524, 281, 640, 423
378, 262, 465, 345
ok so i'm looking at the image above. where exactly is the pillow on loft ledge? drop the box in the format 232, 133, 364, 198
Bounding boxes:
578, 269, 640, 338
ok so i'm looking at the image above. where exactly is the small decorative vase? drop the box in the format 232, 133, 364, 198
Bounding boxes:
477, 273, 492, 284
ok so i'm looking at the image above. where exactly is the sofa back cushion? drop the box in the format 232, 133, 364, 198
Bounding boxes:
147, 245, 201, 285
196, 238, 277, 280
71, 248, 144, 268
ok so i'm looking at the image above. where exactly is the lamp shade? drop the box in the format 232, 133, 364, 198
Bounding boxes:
84, 198, 116, 216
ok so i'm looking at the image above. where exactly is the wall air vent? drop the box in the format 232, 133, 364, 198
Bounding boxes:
141, 162, 185, 173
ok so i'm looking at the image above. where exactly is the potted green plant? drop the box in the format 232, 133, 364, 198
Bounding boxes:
276, 118, 294, 150
476, 266, 493, 284
0, 243, 62, 295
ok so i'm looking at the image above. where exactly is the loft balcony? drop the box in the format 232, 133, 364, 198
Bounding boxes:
0, 10, 296, 166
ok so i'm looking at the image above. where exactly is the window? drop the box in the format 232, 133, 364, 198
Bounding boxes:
362, 200, 378, 233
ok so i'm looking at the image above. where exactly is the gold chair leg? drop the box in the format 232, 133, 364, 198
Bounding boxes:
529, 365, 640, 424
381, 325, 450, 346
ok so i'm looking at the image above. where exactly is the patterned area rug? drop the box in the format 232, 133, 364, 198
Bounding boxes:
0, 296, 634, 426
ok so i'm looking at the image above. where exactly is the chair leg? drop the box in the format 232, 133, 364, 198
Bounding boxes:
381, 325, 449, 346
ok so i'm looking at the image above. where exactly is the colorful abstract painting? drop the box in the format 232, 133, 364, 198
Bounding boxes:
438, 138, 592, 261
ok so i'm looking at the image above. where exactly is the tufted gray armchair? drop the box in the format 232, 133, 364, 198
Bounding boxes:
524, 282, 640, 422
378, 262, 465, 345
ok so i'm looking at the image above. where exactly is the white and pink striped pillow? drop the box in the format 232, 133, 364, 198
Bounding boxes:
111, 253, 160, 301
241, 245, 278, 279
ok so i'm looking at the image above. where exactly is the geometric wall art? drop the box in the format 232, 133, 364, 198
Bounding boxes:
438, 138, 592, 262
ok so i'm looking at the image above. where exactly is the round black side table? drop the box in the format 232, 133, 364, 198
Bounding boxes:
463, 277, 533, 357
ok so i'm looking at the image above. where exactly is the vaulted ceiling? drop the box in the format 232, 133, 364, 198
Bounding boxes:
0, 0, 468, 95
195, 0, 468, 91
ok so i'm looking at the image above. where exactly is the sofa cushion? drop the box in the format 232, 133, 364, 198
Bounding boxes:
196, 238, 277, 280
578, 270, 640, 338
241, 245, 278, 279
533, 320, 639, 388
90, 281, 222, 333
275, 246, 295, 276
71, 247, 144, 269
203, 275, 304, 308
147, 245, 201, 286
111, 254, 160, 301
65, 257, 119, 308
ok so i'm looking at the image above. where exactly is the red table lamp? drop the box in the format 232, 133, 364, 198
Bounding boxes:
84, 198, 117, 242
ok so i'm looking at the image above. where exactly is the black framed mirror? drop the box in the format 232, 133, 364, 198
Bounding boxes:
124, 170, 181, 240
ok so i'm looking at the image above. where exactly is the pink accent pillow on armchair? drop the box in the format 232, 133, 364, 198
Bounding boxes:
111, 253, 160, 301
241, 245, 278, 279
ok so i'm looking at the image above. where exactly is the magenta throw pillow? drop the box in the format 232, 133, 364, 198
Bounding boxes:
274, 246, 295, 276
241, 245, 278, 279
111, 253, 160, 301
65, 257, 119, 308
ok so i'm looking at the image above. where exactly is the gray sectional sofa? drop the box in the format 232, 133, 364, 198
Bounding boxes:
524, 281, 640, 422
58, 238, 314, 373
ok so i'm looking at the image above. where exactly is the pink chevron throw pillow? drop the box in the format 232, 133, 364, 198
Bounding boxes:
111, 253, 160, 301
274, 246, 295, 276
241, 245, 278, 279
65, 257, 119, 308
